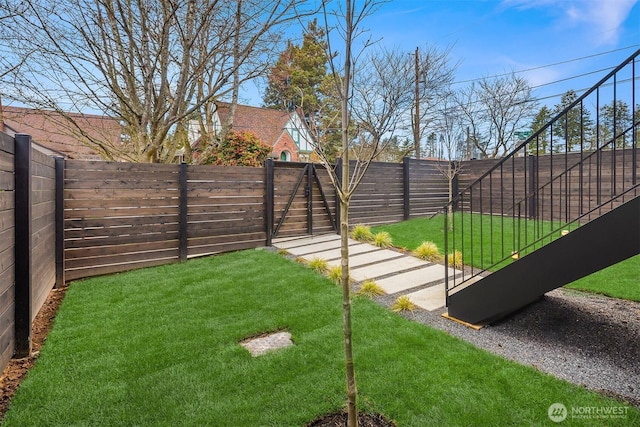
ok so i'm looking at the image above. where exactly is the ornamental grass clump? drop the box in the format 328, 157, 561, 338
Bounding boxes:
391, 295, 417, 312
373, 231, 392, 248
307, 257, 328, 273
357, 280, 385, 298
448, 250, 463, 269
413, 241, 442, 262
350, 224, 374, 242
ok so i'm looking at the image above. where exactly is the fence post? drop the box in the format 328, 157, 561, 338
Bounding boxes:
14, 134, 32, 358
403, 157, 410, 220
334, 158, 342, 235
179, 163, 188, 261
265, 159, 274, 246
528, 155, 538, 219
54, 157, 65, 288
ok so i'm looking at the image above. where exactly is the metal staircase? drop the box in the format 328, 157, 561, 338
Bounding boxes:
445, 49, 640, 325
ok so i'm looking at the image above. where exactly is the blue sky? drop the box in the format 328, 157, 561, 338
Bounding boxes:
368, 0, 639, 107
246, 0, 639, 109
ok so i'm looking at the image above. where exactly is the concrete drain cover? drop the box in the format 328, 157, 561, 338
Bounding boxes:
240, 331, 293, 357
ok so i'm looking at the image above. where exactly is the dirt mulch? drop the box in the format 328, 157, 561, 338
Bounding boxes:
306, 411, 396, 427
0, 285, 69, 422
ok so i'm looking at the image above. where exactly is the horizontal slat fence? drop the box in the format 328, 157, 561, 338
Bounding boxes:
0, 133, 15, 371
349, 161, 406, 225
64, 161, 182, 281
30, 148, 57, 320
186, 165, 267, 256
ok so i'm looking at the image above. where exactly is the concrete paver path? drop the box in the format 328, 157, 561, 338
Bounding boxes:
273, 234, 462, 312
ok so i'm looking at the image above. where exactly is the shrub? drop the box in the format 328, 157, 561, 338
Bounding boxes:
373, 231, 392, 248
307, 257, 328, 273
413, 241, 442, 262
391, 295, 417, 312
448, 250, 463, 269
357, 280, 385, 298
327, 265, 342, 283
199, 130, 271, 167
350, 224, 374, 242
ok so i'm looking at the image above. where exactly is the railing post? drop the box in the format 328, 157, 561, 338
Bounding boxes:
403, 157, 410, 220
334, 158, 342, 235
528, 154, 538, 219
178, 162, 188, 261
54, 157, 65, 288
451, 162, 459, 212
265, 158, 274, 245
14, 134, 32, 358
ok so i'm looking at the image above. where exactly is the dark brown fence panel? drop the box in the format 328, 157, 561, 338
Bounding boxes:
30, 147, 57, 321
407, 159, 450, 218
311, 165, 337, 235
186, 165, 266, 256
64, 161, 181, 281
349, 161, 404, 226
0, 133, 15, 371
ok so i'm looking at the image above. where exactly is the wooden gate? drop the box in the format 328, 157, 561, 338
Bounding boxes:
266, 161, 338, 243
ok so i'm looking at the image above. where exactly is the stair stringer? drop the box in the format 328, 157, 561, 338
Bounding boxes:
447, 196, 640, 325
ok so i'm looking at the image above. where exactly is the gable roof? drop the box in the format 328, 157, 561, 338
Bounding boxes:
1, 106, 121, 160
214, 102, 295, 148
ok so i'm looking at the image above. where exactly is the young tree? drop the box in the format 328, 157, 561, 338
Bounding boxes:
5, 0, 313, 163
456, 73, 537, 158
315, 1, 387, 425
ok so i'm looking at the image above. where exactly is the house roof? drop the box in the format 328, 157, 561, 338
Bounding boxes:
215, 102, 296, 147
1, 106, 121, 160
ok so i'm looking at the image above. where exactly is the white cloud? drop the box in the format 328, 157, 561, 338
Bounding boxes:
503, 0, 638, 44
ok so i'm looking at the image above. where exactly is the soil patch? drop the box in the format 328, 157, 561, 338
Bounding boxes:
306, 411, 396, 427
0, 284, 69, 421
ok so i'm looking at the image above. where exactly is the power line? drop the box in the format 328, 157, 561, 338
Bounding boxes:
452, 44, 639, 86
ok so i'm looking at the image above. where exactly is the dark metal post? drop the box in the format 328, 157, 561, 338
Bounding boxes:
334, 158, 342, 235
307, 163, 313, 234
14, 134, 32, 358
403, 157, 410, 220
54, 157, 65, 288
178, 163, 188, 261
528, 154, 537, 219
451, 163, 459, 212
265, 159, 274, 245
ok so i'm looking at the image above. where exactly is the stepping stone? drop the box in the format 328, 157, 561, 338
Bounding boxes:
273, 234, 339, 249
286, 239, 342, 255
347, 249, 403, 268
376, 264, 454, 294
350, 256, 428, 281
406, 284, 446, 311
309, 243, 375, 261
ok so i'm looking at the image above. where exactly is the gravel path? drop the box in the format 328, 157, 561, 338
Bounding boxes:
376, 288, 640, 408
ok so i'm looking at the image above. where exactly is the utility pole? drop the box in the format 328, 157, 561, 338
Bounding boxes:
413, 47, 421, 159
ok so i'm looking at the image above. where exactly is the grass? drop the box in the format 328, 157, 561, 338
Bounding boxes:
391, 295, 417, 312
3, 250, 638, 426
413, 241, 442, 262
373, 214, 640, 302
356, 280, 385, 298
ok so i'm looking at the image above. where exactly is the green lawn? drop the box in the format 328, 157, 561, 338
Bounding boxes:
3, 250, 637, 426
373, 215, 640, 302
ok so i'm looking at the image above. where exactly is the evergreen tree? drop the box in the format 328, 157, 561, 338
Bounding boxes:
263, 19, 341, 161
552, 90, 593, 152
529, 106, 552, 154
599, 100, 632, 148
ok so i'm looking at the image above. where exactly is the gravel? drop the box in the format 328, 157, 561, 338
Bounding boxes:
376, 288, 640, 408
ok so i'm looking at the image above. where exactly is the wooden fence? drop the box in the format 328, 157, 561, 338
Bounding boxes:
0, 134, 60, 372
1, 130, 638, 374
